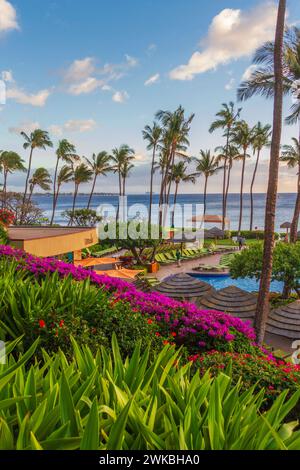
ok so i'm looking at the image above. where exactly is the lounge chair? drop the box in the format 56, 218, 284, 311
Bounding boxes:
155, 254, 174, 265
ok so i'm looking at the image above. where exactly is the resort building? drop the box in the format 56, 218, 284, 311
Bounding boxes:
8, 226, 98, 260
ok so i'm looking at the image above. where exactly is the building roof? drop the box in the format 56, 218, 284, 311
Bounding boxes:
8, 226, 95, 241
188, 214, 230, 227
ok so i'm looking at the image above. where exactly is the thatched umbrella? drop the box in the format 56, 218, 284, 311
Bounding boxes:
154, 273, 214, 305
266, 300, 300, 340
205, 226, 225, 242
199, 286, 257, 322
280, 221, 292, 234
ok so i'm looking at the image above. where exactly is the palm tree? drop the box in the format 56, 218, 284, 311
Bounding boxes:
209, 102, 242, 229
238, 26, 300, 128
280, 137, 300, 242
52, 165, 73, 223
168, 161, 196, 226
21, 129, 53, 220
194, 150, 220, 215
111, 145, 135, 196
155, 106, 194, 226
85, 152, 112, 209
230, 121, 253, 233
142, 122, 162, 225
51, 139, 78, 225
69, 163, 93, 225
121, 160, 135, 197
111, 145, 135, 220
255, 0, 286, 346
215, 144, 240, 211
28, 168, 52, 202
0, 151, 26, 205
249, 123, 272, 231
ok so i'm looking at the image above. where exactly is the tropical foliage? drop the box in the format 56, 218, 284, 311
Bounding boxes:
229, 242, 300, 298
1, 336, 300, 450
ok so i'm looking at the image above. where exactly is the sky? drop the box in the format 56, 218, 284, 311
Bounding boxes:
0, 0, 300, 194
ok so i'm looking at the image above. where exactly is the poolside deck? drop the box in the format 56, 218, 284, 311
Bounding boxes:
153, 253, 224, 281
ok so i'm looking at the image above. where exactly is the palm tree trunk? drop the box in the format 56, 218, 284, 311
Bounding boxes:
21, 147, 34, 223
290, 168, 300, 243
290, 128, 300, 243
238, 152, 247, 233
250, 149, 261, 231
50, 157, 60, 225
225, 162, 233, 223
172, 182, 179, 227
222, 130, 230, 230
69, 184, 78, 226
28, 185, 34, 203
52, 184, 60, 224
255, 0, 286, 346
2, 170, 8, 208
87, 173, 97, 210
203, 176, 208, 215
148, 145, 156, 227
116, 171, 122, 222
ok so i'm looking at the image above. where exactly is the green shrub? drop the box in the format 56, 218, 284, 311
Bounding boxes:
1, 336, 300, 450
192, 351, 300, 413
0, 260, 161, 358
229, 242, 300, 297
0, 226, 8, 244
231, 230, 280, 240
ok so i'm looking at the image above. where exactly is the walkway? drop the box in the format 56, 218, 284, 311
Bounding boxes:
154, 253, 223, 281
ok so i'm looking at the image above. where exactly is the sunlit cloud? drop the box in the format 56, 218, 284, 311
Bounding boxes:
170, 2, 278, 80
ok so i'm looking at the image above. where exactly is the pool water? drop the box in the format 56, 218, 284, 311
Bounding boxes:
190, 273, 283, 293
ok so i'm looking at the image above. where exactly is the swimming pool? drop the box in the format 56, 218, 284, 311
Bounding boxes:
190, 273, 283, 292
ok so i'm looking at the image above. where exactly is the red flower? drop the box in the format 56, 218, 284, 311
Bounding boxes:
155, 332, 160, 337
59, 320, 65, 328
147, 319, 153, 325
163, 340, 169, 345
170, 332, 177, 337
39, 320, 46, 328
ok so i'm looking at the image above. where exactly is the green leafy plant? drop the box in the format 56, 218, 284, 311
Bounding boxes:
0, 259, 161, 357
229, 242, 300, 297
192, 351, 300, 413
1, 336, 300, 450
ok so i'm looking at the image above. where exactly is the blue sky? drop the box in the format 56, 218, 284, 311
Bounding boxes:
0, 0, 300, 193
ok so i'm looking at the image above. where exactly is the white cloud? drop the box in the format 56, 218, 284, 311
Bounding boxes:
241, 64, 258, 81
125, 54, 138, 67
0, 0, 19, 33
6, 87, 51, 106
68, 77, 103, 95
170, 2, 278, 80
225, 77, 235, 90
64, 57, 96, 83
112, 90, 129, 103
9, 121, 40, 135
49, 119, 97, 135
1, 70, 14, 82
144, 73, 160, 86
48, 124, 63, 137
63, 54, 137, 96
147, 43, 157, 54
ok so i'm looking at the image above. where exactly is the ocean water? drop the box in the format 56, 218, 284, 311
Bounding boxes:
32, 193, 297, 232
